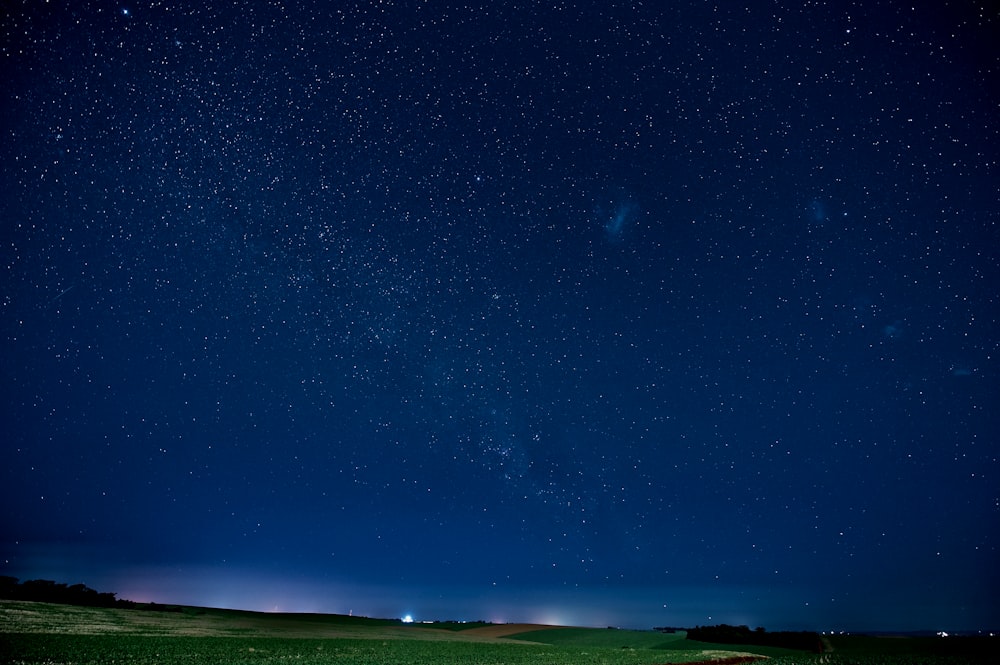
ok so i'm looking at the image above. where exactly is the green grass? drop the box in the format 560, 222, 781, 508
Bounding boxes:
506, 626, 688, 649
0, 632, 728, 665
0, 601, 750, 664
2, 600, 995, 664
0, 600, 435, 639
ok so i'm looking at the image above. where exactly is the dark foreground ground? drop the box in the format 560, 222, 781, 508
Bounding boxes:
0, 600, 994, 664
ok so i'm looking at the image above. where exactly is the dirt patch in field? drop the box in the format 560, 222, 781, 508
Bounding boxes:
680, 657, 765, 665
460, 623, 561, 639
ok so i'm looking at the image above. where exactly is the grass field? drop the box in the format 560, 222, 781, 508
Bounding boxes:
505, 626, 690, 649
0, 600, 754, 664
1, 600, 995, 664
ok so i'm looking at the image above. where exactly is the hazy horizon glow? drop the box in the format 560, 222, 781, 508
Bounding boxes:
6, 546, 995, 632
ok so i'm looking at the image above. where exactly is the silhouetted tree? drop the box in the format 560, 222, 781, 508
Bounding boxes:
687, 624, 822, 652
0, 576, 19, 598
0, 578, 136, 609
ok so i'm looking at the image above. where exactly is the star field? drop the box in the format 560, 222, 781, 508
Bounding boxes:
2, 1, 998, 631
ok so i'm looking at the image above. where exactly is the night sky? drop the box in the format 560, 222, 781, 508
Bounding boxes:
2, 1, 998, 632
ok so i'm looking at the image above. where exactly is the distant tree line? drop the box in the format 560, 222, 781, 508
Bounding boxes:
685, 624, 823, 652
0, 577, 137, 609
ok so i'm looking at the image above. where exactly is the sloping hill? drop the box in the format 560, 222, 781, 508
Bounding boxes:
0, 600, 511, 641
506, 626, 688, 649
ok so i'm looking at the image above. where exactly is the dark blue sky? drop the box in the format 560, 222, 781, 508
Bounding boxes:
2, 1, 998, 632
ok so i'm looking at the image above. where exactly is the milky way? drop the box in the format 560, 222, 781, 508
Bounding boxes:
2, 1, 998, 631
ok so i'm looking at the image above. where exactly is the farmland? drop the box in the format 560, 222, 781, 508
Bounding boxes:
0, 600, 753, 665
1, 600, 995, 664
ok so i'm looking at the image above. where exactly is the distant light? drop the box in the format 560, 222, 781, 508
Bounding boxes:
402, 615, 413, 623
